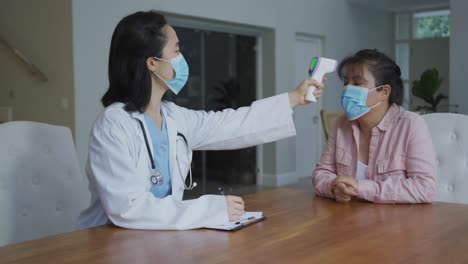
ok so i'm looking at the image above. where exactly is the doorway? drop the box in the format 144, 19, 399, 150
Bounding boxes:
163, 26, 258, 198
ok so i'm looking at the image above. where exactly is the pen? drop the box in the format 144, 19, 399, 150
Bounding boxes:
218, 187, 225, 196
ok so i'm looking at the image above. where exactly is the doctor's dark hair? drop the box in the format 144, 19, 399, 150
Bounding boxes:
337, 49, 404, 106
102, 11, 167, 112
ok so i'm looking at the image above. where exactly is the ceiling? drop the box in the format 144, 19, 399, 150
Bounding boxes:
348, 0, 450, 12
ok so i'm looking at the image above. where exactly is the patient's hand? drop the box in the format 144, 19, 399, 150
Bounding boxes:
332, 176, 358, 203
333, 176, 358, 193
332, 182, 357, 203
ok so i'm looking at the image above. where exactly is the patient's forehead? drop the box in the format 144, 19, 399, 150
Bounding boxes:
344, 63, 375, 83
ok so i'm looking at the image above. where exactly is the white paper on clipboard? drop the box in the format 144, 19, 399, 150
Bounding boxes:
204, 212, 265, 231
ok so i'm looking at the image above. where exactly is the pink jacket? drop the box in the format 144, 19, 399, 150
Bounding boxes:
313, 104, 437, 203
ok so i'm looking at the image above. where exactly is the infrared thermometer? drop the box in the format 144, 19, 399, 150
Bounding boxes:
305, 57, 337, 102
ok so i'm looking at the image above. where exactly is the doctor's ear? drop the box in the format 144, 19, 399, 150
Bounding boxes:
146, 57, 158, 73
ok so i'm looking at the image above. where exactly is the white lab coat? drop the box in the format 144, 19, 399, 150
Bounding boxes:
77, 93, 296, 230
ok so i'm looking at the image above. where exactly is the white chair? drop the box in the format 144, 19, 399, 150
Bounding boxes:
422, 113, 468, 204
0, 121, 90, 246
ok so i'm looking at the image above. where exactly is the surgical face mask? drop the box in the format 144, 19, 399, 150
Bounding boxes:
153, 53, 189, 95
340, 84, 384, 121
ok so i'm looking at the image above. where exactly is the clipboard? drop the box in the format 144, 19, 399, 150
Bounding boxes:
204, 212, 265, 231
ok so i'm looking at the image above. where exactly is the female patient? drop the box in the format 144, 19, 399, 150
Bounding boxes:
313, 49, 436, 203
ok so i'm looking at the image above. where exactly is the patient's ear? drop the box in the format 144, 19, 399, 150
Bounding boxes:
382, 84, 392, 99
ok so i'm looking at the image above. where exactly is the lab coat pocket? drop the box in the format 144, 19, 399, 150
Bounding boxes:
377, 156, 407, 180
336, 148, 353, 177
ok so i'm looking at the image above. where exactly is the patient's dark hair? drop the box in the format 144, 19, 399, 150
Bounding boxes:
338, 49, 404, 106
101, 10, 167, 112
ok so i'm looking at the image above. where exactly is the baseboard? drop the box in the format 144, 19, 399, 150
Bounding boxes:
261, 171, 301, 187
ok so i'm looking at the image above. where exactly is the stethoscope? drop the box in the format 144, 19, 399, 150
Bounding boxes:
137, 119, 197, 190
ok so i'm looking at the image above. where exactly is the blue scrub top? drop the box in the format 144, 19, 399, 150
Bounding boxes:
144, 113, 172, 198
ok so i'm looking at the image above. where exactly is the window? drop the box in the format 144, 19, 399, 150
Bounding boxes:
394, 9, 450, 110
413, 10, 450, 39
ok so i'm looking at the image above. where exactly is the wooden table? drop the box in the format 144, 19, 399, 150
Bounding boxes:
2, 188, 468, 263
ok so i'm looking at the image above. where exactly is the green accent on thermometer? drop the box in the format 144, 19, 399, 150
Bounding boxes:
310, 57, 318, 70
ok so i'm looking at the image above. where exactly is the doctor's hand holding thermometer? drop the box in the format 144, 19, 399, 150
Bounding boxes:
77, 10, 329, 230
289, 78, 325, 107
304, 57, 337, 102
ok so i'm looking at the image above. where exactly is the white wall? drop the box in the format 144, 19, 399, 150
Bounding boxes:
73, 0, 393, 185
450, 0, 468, 114
0, 0, 74, 133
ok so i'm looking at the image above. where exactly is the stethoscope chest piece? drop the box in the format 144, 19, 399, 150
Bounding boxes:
150, 171, 163, 186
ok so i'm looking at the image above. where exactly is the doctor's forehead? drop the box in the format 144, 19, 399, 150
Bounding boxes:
162, 25, 179, 47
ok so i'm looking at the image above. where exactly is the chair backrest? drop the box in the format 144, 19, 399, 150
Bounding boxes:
320, 110, 343, 141
0, 121, 90, 246
422, 113, 468, 204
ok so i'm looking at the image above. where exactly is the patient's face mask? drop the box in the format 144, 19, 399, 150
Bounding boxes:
341, 84, 383, 120
153, 53, 189, 95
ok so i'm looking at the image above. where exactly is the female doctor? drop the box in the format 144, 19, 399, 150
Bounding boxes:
77, 10, 324, 230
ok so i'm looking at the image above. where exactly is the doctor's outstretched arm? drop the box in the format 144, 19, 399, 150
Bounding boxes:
175, 79, 324, 151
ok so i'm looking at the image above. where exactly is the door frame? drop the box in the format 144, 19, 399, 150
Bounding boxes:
295, 32, 325, 111
294, 33, 325, 181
